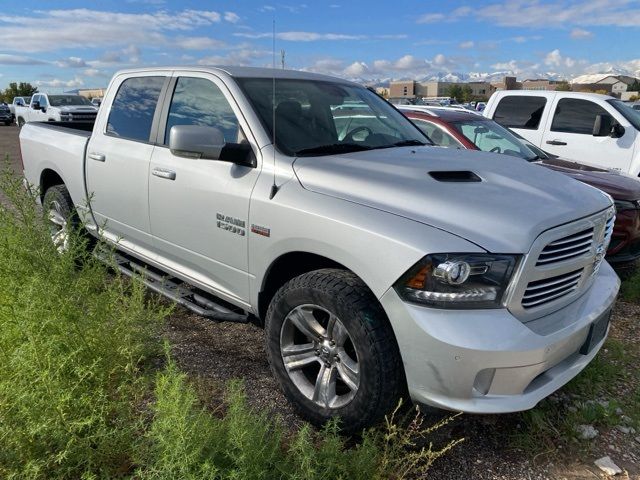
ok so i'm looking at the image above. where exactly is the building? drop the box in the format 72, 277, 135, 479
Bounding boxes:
491, 76, 521, 91
521, 79, 566, 91
77, 88, 107, 99
571, 74, 639, 98
389, 79, 495, 100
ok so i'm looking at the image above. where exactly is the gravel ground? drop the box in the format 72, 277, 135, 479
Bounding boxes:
1, 125, 638, 479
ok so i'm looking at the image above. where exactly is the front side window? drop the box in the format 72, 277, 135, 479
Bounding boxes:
106, 76, 165, 142
164, 77, 240, 145
493, 96, 546, 130
237, 78, 428, 156
551, 98, 611, 134
608, 99, 640, 131
452, 119, 537, 160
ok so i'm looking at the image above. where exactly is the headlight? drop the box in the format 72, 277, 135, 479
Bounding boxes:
394, 253, 520, 309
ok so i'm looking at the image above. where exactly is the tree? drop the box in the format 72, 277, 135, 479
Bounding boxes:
555, 81, 572, 91
0, 82, 38, 103
628, 79, 640, 93
446, 84, 463, 102
461, 85, 473, 102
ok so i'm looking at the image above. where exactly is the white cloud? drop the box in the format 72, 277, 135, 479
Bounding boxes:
343, 61, 370, 77
0, 54, 47, 65
459, 41, 474, 49
570, 28, 593, 39
235, 31, 365, 41
54, 57, 87, 68
35, 76, 84, 88
83, 68, 102, 77
174, 37, 225, 50
416, 13, 445, 24
196, 47, 271, 66
0, 9, 225, 52
224, 12, 240, 23
544, 49, 580, 69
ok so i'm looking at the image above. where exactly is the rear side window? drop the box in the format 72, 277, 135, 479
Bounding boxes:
164, 77, 239, 145
107, 76, 165, 142
493, 96, 546, 130
551, 98, 610, 135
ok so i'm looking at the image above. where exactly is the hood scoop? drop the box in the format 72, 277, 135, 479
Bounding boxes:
429, 170, 481, 183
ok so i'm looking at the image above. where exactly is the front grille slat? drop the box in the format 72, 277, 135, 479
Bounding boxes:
522, 268, 584, 308
522, 284, 580, 308
536, 227, 595, 267
524, 270, 583, 292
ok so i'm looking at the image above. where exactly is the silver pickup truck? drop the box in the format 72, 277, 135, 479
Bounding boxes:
20, 66, 620, 431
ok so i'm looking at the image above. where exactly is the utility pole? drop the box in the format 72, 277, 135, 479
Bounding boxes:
281, 50, 285, 69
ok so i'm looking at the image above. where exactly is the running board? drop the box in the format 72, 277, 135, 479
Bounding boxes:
96, 248, 249, 323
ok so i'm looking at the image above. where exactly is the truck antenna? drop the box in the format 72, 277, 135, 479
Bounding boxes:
269, 18, 279, 200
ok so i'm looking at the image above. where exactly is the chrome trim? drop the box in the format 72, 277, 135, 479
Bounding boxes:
507, 206, 615, 322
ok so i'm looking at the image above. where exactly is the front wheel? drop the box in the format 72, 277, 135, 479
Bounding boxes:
265, 269, 405, 432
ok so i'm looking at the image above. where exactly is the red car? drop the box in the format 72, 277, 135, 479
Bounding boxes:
402, 108, 640, 271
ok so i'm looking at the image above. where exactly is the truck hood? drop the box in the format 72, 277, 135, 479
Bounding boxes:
537, 158, 640, 201
293, 147, 612, 253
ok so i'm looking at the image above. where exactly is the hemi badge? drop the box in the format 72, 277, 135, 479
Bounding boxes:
251, 224, 271, 237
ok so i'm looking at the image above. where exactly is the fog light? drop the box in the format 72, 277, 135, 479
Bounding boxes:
473, 368, 496, 395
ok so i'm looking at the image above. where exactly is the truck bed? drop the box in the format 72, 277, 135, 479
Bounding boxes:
20, 121, 93, 217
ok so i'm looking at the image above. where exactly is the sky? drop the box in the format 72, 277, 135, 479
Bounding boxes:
1, 0, 640, 92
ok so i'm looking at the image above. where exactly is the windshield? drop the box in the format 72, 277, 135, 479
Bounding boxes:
237, 78, 429, 156
451, 119, 538, 161
48, 95, 93, 107
608, 99, 640, 131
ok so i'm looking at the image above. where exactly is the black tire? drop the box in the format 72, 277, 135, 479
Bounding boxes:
265, 268, 405, 432
17, 117, 25, 128
42, 185, 78, 253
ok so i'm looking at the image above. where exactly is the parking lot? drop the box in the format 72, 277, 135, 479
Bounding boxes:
1, 123, 638, 479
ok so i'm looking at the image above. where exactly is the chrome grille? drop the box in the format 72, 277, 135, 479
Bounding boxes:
536, 228, 594, 266
507, 206, 616, 322
522, 268, 583, 309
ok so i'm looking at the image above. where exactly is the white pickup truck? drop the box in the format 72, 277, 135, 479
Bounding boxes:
15, 93, 98, 127
20, 67, 619, 431
8, 96, 31, 122
484, 90, 640, 177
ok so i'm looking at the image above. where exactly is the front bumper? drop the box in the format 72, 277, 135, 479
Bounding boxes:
381, 261, 620, 413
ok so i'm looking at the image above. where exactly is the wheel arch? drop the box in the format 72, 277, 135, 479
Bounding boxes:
258, 251, 353, 323
40, 168, 65, 202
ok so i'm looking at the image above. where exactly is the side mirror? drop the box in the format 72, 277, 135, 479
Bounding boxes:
31, 101, 40, 110
169, 125, 255, 167
610, 124, 625, 139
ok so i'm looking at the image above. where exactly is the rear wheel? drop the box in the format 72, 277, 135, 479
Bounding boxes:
43, 185, 76, 254
265, 269, 405, 432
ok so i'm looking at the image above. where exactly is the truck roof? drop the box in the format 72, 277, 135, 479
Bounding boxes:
491, 90, 614, 101
112, 65, 357, 85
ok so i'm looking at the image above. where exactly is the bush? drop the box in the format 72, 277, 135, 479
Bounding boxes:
620, 268, 640, 302
0, 168, 460, 478
0, 171, 168, 478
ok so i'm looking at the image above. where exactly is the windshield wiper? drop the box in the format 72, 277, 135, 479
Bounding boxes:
368, 139, 429, 151
294, 143, 372, 156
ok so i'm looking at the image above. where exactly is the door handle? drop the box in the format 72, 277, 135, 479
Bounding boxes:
546, 140, 567, 146
152, 168, 176, 180
88, 152, 106, 162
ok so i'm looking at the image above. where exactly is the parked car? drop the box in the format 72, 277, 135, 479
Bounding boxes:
0, 104, 12, 125
8, 96, 31, 122
401, 107, 640, 270
15, 93, 98, 126
484, 91, 640, 177
20, 66, 619, 431
91, 97, 102, 107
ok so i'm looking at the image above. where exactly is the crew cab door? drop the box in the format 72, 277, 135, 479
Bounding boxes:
85, 72, 171, 251
541, 97, 634, 172
148, 72, 261, 304
29, 95, 46, 122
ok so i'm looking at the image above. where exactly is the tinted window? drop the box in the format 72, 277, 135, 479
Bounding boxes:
107, 76, 165, 142
551, 98, 610, 134
413, 119, 461, 147
164, 77, 239, 145
48, 95, 92, 106
39, 96, 48, 107
452, 119, 537, 160
493, 96, 546, 130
